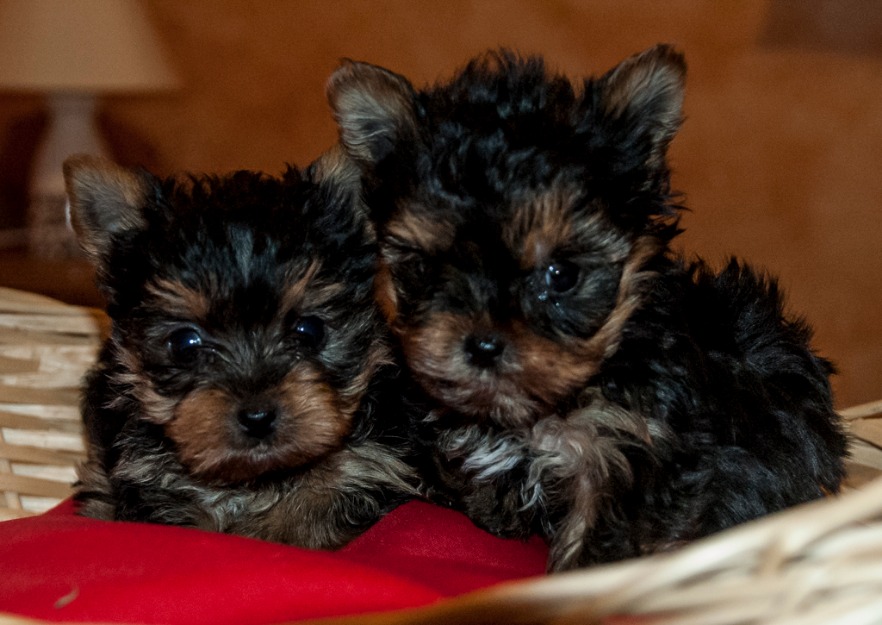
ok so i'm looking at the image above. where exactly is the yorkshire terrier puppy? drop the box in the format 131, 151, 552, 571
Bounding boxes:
65, 151, 417, 549
327, 45, 848, 569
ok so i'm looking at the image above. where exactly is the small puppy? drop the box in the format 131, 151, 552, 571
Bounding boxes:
327, 45, 848, 569
66, 151, 417, 549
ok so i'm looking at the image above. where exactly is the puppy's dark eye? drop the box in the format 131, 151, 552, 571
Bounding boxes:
167, 327, 203, 363
544, 261, 579, 293
294, 315, 325, 349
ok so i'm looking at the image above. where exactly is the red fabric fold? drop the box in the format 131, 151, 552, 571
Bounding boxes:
0, 500, 548, 624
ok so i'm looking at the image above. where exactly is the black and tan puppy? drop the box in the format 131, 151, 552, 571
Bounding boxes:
328, 45, 848, 569
66, 151, 417, 549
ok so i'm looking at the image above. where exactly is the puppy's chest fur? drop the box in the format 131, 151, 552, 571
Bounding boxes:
426, 388, 659, 539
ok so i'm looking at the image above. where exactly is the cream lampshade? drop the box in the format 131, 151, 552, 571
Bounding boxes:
0, 0, 178, 256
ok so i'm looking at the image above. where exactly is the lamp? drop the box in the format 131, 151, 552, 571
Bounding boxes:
0, 0, 178, 257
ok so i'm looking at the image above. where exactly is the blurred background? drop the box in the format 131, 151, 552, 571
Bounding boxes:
0, 0, 878, 408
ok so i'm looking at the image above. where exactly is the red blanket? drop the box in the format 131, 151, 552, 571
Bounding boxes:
0, 500, 548, 624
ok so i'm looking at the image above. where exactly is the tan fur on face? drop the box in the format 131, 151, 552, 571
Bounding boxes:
275, 366, 351, 457
397, 310, 472, 383
280, 260, 343, 313
400, 312, 520, 421
507, 186, 580, 270
399, 235, 661, 427
509, 323, 609, 412
282, 259, 392, 419
107, 281, 210, 427
377, 201, 460, 326
506, 186, 633, 271
516, 235, 662, 411
165, 388, 236, 477
110, 341, 178, 425
583, 234, 662, 359
374, 261, 399, 324
165, 365, 351, 483
385, 204, 456, 256
401, 309, 630, 428
147, 279, 210, 320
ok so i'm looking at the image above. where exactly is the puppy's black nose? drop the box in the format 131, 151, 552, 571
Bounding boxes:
464, 333, 505, 368
237, 407, 277, 439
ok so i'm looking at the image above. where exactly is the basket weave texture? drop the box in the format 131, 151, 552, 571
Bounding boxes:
0, 287, 106, 520
0, 285, 881, 625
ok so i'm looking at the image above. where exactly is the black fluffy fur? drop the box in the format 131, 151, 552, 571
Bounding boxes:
65, 153, 417, 549
328, 45, 848, 569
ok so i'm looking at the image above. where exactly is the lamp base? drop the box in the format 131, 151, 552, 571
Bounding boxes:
28, 92, 107, 258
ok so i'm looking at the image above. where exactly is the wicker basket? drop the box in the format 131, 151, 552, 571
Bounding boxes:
0, 285, 880, 625
0, 287, 106, 520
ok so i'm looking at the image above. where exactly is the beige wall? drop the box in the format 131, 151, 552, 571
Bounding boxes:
0, 0, 879, 408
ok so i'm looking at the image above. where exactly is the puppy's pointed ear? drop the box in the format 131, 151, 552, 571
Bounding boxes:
327, 60, 419, 168
63, 154, 151, 264
596, 44, 686, 166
